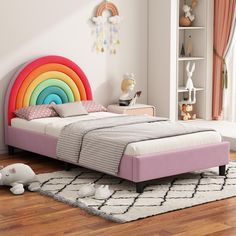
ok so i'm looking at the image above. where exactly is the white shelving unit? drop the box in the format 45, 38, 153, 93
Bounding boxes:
148, 0, 213, 121
176, 0, 212, 121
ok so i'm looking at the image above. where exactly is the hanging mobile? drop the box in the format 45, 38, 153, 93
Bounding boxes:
91, 0, 122, 54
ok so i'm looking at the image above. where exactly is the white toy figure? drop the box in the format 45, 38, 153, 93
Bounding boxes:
185, 62, 196, 104
0, 163, 40, 195
78, 183, 96, 198
95, 185, 112, 200
78, 184, 112, 199
183, 4, 195, 22
119, 73, 136, 106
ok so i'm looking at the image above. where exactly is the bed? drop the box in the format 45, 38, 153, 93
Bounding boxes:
4, 55, 230, 193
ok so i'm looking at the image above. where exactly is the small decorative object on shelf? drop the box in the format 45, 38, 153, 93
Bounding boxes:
180, 43, 186, 57
92, 0, 122, 54
191, 0, 198, 8
186, 35, 193, 57
179, 0, 198, 27
119, 73, 136, 106
179, 103, 196, 121
185, 62, 196, 104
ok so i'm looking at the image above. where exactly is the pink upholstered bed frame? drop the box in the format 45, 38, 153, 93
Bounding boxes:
4, 56, 230, 193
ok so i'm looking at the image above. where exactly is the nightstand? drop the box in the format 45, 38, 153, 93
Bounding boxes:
107, 104, 156, 116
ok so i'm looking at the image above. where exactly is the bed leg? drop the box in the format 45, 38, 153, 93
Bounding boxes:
8, 146, 15, 155
136, 182, 145, 193
64, 163, 72, 171
219, 165, 226, 176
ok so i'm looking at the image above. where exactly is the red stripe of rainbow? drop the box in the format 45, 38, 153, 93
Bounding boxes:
8, 55, 93, 124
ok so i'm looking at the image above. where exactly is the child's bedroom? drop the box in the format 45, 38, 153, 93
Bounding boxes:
1, 0, 236, 235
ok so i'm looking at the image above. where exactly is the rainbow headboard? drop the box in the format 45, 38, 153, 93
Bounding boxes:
7, 55, 93, 125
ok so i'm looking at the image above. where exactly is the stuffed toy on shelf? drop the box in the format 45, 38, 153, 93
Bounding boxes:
179, 103, 196, 121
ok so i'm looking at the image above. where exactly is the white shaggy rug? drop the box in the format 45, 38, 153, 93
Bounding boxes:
37, 162, 236, 223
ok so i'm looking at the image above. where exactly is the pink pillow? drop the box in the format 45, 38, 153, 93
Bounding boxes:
82, 101, 107, 113
14, 104, 58, 121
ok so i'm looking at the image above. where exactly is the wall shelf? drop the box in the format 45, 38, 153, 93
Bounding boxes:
178, 86, 204, 93
179, 26, 205, 30
178, 118, 204, 122
178, 57, 205, 61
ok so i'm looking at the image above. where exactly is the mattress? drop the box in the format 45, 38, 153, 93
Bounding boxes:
11, 112, 222, 156
11, 112, 117, 137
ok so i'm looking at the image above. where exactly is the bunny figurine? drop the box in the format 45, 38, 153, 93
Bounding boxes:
185, 62, 196, 104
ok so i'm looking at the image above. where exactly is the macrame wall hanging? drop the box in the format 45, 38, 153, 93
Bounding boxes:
92, 0, 122, 54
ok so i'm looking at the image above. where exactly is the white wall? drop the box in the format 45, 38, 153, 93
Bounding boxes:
0, 0, 148, 153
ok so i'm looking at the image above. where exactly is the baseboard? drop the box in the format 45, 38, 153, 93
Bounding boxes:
0, 147, 7, 155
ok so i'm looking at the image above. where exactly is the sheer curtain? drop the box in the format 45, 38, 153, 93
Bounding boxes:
212, 0, 236, 120
224, 40, 236, 122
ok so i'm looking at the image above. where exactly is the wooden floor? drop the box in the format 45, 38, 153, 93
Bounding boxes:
1, 152, 236, 236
